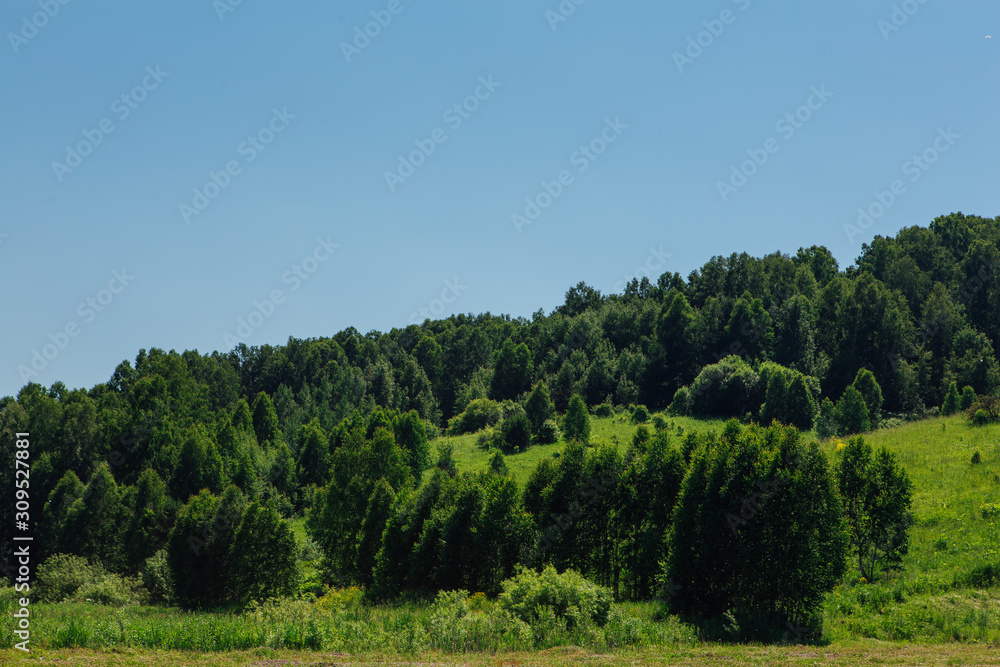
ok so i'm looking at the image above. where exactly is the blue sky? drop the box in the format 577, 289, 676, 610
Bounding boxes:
1, 0, 997, 398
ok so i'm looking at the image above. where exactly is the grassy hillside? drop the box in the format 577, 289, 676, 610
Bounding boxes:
435, 411, 729, 485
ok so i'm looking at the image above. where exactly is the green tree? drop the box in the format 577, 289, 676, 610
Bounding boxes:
296, 418, 331, 488
836, 386, 871, 435
785, 374, 817, 430
62, 464, 129, 570
500, 410, 532, 453
394, 410, 430, 476
251, 391, 281, 446
563, 395, 591, 444
852, 368, 884, 425
125, 469, 176, 572
170, 427, 226, 503
167, 486, 245, 607
269, 443, 297, 500
232, 399, 254, 434
941, 382, 960, 416
491, 339, 534, 401
836, 437, 913, 581
664, 422, 846, 635
658, 291, 699, 394
724, 292, 775, 361
960, 386, 977, 411
230, 502, 298, 603
355, 480, 396, 586
814, 397, 837, 440
525, 380, 555, 437
760, 372, 788, 425
488, 449, 510, 477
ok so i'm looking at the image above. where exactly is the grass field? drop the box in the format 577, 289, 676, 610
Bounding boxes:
5, 411, 1000, 663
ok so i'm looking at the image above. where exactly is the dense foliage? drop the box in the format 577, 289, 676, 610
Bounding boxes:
2, 212, 995, 634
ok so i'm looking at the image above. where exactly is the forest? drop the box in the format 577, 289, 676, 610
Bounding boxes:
3, 211, 1000, 645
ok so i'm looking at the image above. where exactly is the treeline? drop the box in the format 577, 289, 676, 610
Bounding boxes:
1, 212, 995, 623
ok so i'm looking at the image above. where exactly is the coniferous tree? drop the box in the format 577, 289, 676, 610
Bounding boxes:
760, 372, 788, 425
563, 395, 591, 444
836, 386, 871, 435
785, 374, 817, 430
852, 368, 884, 426
251, 391, 281, 446
525, 380, 556, 438
941, 382, 960, 416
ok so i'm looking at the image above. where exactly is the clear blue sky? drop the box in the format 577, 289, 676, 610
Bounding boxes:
1, 0, 997, 399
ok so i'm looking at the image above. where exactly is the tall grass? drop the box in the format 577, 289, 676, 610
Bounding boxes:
3, 597, 697, 654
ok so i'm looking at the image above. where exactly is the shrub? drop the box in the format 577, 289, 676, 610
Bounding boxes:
972, 449, 983, 465
500, 411, 532, 452
652, 414, 667, 430
981, 503, 1000, 519
668, 387, 690, 415
631, 405, 650, 424
563, 396, 591, 444
594, 403, 613, 418
315, 585, 364, 612
966, 394, 1000, 425
942, 382, 960, 416
35, 554, 140, 605
142, 549, 175, 604
961, 386, 977, 411
537, 419, 559, 444
448, 398, 502, 435
836, 386, 871, 434
963, 562, 1000, 588
814, 397, 837, 440
498, 566, 613, 628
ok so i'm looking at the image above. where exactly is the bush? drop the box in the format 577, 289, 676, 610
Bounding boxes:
594, 403, 613, 418
669, 387, 690, 415
962, 562, 1000, 588
972, 449, 983, 465
500, 411, 532, 452
448, 398, 502, 435
942, 382, 960, 416
142, 549, 175, 604
961, 386, 977, 411
652, 414, 668, 430
498, 566, 613, 628
967, 394, 1000, 425
631, 405, 650, 424
35, 553, 140, 605
537, 419, 559, 444
563, 395, 591, 444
